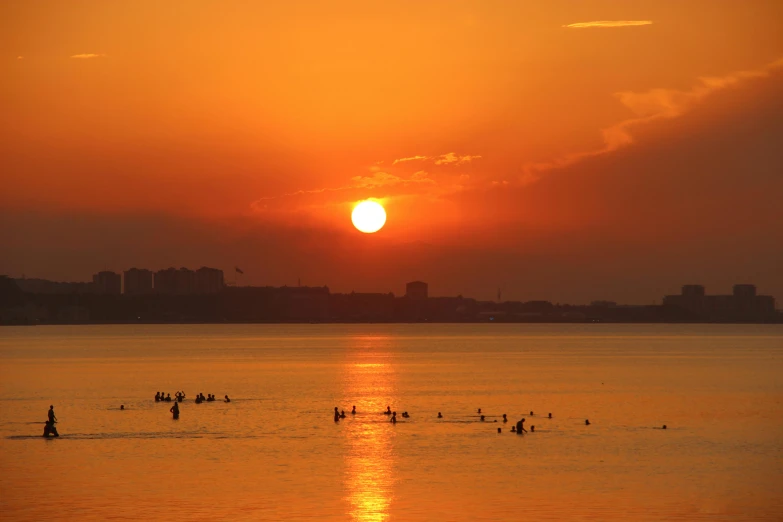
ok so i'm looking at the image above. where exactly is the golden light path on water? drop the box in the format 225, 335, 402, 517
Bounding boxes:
342, 337, 397, 522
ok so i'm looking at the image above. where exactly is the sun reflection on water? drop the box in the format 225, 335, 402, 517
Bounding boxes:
342, 341, 397, 522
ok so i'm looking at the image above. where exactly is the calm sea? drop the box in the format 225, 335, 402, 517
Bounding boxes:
1, 324, 782, 521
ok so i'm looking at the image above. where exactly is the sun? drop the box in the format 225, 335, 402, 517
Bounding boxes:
352, 200, 386, 233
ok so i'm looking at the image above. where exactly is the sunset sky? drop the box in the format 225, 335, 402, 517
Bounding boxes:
2, 1, 782, 303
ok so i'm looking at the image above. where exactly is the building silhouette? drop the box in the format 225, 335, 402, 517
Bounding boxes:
123, 268, 153, 295
195, 267, 225, 294
663, 284, 776, 322
406, 281, 428, 300
92, 271, 121, 295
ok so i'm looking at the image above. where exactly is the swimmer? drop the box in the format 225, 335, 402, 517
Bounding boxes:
548, 413, 552, 419
224, 395, 231, 403
437, 412, 442, 418
480, 415, 485, 422
170, 402, 179, 420
477, 408, 482, 414
165, 393, 172, 402
511, 426, 516, 433
384, 406, 392, 415
155, 392, 161, 402
529, 411, 534, 416
120, 405, 124, 410
351, 405, 356, 415
531, 425, 535, 432
662, 425, 667, 429
585, 419, 590, 426
402, 412, 409, 418
334, 407, 340, 422
498, 428, 502, 433
340, 410, 346, 418
42, 419, 59, 437
502, 414, 507, 423
390, 412, 397, 424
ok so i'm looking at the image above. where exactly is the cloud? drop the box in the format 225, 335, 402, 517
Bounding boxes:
520, 57, 783, 183
70, 53, 106, 59
393, 153, 481, 166
563, 21, 653, 29
16, 56, 23, 60
251, 170, 436, 210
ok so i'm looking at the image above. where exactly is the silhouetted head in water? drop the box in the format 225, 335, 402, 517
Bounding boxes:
662, 425, 667, 429
548, 413, 552, 419
502, 414, 507, 422
120, 405, 124, 410
585, 419, 590, 425
531, 425, 535, 432
480, 415, 485, 421
437, 412, 442, 418
530, 411, 534, 416
511, 426, 516, 432
224, 395, 230, 402
477, 408, 481, 413
498, 428, 501, 433
351, 406, 356, 414
385, 406, 391, 414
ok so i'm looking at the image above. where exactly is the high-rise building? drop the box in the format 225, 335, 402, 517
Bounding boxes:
155, 267, 196, 294
195, 267, 225, 294
92, 271, 122, 295
663, 284, 776, 321
123, 268, 153, 295
406, 281, 428, 300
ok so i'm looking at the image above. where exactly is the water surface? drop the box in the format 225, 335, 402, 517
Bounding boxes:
1, 324, 782, 521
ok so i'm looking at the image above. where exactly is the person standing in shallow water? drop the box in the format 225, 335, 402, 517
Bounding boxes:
48, 405, 57, 424
170, 402, 179, 419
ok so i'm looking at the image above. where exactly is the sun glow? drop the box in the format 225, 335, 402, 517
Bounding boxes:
351, 200, 386, 233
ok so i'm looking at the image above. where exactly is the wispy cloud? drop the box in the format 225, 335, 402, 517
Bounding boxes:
520, 58, 783, 183
251, 170, 436, 210
393, 153, 481, 166
563, 20, 652, 29
70, 53, 106, 59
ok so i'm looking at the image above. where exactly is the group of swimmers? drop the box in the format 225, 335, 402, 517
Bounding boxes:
330, 405, 609, 433
161, 392, 231, 419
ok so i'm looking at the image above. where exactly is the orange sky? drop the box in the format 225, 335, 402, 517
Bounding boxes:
2, 1, 782, 302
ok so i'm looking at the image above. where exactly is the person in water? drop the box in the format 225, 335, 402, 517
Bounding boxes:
585, 419, 590, 425
530, 425, 535, 432
548, 413, 552, 419
529, 411, 534, 416
402, 412, 409, 418
340, 410, 346, 418
334, 407, 340, 422
502, 414, 508, 423
42, 420, 60, 437
516, 418, 527, 434
120, 405, 124, 410
165, 393, 172, 402
480, 415, 485, 422
351, 406, 356, 415
390, 412, 397, 423
477, 408, 482, 414
224, 395, 230, 403
155, 392, 161, 402
48, 405, 57, 425
170, 402, 179, 419
384, 406, 391, 415
511, 425, 516, 433
437, 412, 442, 418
